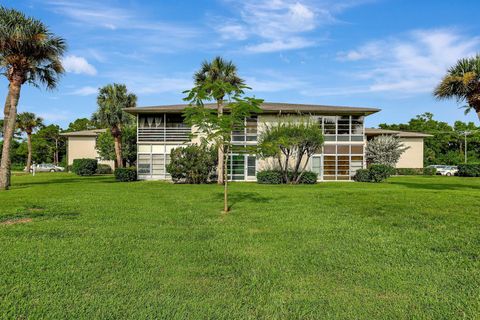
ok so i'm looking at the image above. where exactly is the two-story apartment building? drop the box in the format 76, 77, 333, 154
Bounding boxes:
124, 102, 383, 181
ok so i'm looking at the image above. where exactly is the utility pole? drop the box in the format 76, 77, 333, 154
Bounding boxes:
464, 131, 469, 164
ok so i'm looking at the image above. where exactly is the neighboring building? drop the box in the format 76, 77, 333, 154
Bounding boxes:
61, 129, 115, 168
124, 102, 380, 181
365, 128, 432, 169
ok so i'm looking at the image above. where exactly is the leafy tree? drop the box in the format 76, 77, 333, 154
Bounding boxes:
183, 79, 262, 213
37, 124, 65, 165
166, 144, 217, 184
193, 56, 245, 184
16, 112, 43, 171
0, 7, 66, 190
66, 118, 98, 132
95, 125, 137, 166
257, 118, 324, 184
366, 135, 409, 167
434, 54, 480, 121
92, 84, 136, 168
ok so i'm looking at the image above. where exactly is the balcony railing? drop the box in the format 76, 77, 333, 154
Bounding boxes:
138, 127, 191, 142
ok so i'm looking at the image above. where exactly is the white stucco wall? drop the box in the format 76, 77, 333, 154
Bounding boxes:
396, 138, 425, 168
67, 136, 115, 168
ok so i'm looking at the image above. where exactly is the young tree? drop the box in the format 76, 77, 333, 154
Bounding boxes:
434, 54, 480, 121
257, 119, 324, 184
183, 79, 262, 213
194, 57, 245, 184
92, 84, 136, 168
16, 112, 43, 171
366, 135, 409, 167
0, 7, 66, 190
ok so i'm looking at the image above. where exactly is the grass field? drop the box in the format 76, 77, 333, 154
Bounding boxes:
1, 173, 479, 319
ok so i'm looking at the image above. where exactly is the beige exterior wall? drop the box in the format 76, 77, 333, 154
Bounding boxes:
67, 136, 115, 168
396, 138, 424, 168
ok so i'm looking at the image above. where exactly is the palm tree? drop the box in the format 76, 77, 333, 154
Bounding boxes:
434, 54, 480, 121
194, 56, 245, 184
93, 84, 136, 168
16, 112, 43, 172
0, 7, 66, 190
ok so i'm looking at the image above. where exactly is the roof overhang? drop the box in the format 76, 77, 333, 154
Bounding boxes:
365, 128, 433, 138
124, 102, 381, 116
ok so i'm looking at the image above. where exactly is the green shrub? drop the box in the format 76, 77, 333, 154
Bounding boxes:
96, 164, 113, 174
353, 169, 371, 182
297, 171, 318, 184
72, 159, 98, 176
257, 170, 318, 184
114, 167, 137, 182
368, 164, 394, 182
457, 164, 480, 177
11, 163, 25, 171
422, 167, 437, 176
257, 170, 283, 184
395, 168, 422, 175
166, 145, 217, 184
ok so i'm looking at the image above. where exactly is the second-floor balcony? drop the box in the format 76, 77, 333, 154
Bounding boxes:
138, 114, 190, 143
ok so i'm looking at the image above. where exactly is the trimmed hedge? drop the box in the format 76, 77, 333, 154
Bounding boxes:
457, 164, 480, 177
297, 171, 318, 184
422, 167, 437, 176
114, 167, 137, 182
353, 169, 371, 182
96, 164, 113, 174
257, 170, 283, 184
354, 164, 394, 183
72, 159, 97, 176
257, 170, 318, 184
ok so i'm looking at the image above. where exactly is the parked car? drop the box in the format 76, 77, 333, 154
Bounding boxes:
26, 163, 65, 173
427, 165, 458, 176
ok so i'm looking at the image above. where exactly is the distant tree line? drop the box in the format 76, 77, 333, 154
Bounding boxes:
379, 112, 480, 165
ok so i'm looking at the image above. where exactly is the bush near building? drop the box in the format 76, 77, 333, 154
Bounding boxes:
257, 170, 318, 184
457, 164, 480, 177
114, 167, 137, 182
72, 159, 97, 176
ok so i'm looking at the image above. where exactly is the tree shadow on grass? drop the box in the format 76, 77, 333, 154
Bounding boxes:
12, 176, 114, 188
388, 180, 480, 191
0, 204, 80, 223
213, 191, 276, 211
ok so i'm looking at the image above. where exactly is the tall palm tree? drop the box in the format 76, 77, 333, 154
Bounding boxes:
0, 7, 66, 190
16, 112, 43, 172
93, 84, 136, 168
194, 56, 245, 184
434, 54, 480, 121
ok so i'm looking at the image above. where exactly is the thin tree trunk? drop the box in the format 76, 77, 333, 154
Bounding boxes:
223, 145, 229, 213
2, 88, 10, 135
26, 133, 32, 173
217, 99, 224, 184
114, 135, 123, 168
0, 82, 21, 190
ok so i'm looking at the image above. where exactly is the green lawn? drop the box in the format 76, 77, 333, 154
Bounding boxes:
1, 174, 479, 319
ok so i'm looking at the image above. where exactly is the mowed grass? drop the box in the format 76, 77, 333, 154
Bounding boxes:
0, 174, 479, 319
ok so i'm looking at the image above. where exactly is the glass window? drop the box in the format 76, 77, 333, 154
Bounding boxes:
311, 156, 321, 175
337, 116, 350, 135
351, 116, 364, 135
323, 116, 336, 135
247, 156, 256, 177
138, 154, 151, 174
351, 145, 364, 154
323, 145, 336, 154
337, 145, 350, 154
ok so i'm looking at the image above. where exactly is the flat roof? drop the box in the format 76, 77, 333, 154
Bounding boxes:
60, 129, 107, 137
124, 102, 380, 116
365, 128, 433, 138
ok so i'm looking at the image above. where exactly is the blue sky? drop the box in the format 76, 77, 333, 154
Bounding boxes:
3, 0, 480, 128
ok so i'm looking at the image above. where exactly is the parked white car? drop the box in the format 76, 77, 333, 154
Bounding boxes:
26, 163, 65, 173
427, 165, 458, 176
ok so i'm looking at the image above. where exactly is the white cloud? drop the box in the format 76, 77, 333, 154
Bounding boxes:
62, 55, 97, 76
335, 29, 480, 94
70, 86, 98, 96
246, 38, 315, 53
216, 0, 368, 53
